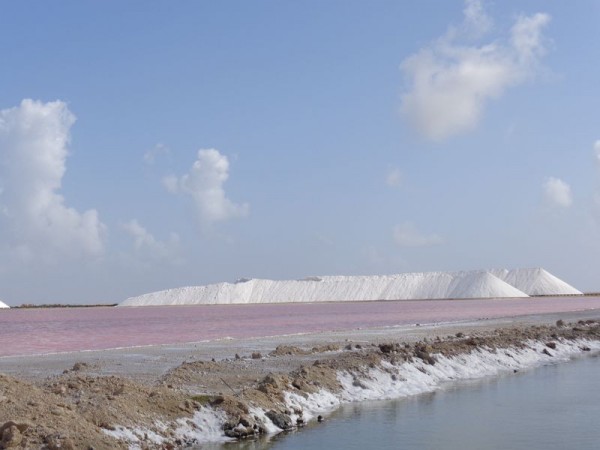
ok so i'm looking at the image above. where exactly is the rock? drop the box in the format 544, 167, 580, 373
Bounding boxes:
542, 348, 553, 357
269, 345, 309, 356
98, 422, 115, 431
292, 378, 310, 391
258, 373, 289, 395
72, 362, 88, 371
545, 342, 557, 349
52, 385, 67, 395
61, 438, 76, 450
251, 352, 262, 359
225, 423, 254, 439
296, 418, 305, 427
415, 350, 436, 365
238, 415, 253, 428
352, 378, 368, 389
178, 402, 189, 412
580, 346, 591, 352
235, 353, 241, 360
1, 425, 22, 448
455, 332, 464, 338
556, 319, 565, 327
317, 415, 324, 422
0, 422, 30, 434
265, 410, 293, 430
378, 343, 397, 354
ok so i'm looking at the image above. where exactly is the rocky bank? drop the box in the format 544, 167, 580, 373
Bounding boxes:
1, 318, 599, 449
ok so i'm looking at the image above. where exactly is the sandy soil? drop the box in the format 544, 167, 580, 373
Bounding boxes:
1, 309, 599, 449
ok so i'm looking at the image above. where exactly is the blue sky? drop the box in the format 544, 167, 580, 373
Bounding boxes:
1, 1, 599, 304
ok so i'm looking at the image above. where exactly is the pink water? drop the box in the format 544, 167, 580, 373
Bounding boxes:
1, 297, 600, 357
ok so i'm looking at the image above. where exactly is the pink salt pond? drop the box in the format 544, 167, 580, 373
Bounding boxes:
1, 296, 600, 357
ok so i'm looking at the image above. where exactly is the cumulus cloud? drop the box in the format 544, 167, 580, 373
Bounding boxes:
543, 177, 572, 208
0, 99, 106, 262
164, 149, 249, 224
400, 0, 551, 141
393, 222, 443, 247
121, 219, 181, 264
386, 167, 403, 188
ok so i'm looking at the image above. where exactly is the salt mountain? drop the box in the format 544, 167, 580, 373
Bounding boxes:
0, 300, 9, 309
119, 268, 581, 307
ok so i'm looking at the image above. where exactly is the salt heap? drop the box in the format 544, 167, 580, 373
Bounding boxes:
0, 300, 9, 309
119, 268, 581, 307
490, 268, 582, 296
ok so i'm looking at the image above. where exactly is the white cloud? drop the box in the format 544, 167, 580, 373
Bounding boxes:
122, 219, 181, 264
543, 177, 572, 208
143, 143, 170, 165
393, 222, 443, 247
0, 99, 106, 262
164, 148, 249, 224
594, 140, 600, 164
386, 167, 402, 187
400, 0, 550, 141
463, 0, 492, 36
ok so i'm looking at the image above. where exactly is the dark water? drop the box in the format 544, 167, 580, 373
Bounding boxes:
221, 354, 600, 450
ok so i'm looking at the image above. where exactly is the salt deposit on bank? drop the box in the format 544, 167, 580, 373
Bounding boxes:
119, 268, 581, 307
106, 337, 600, 447
0, 300, 9, 309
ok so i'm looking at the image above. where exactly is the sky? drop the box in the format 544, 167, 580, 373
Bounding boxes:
1, 0, 599, 305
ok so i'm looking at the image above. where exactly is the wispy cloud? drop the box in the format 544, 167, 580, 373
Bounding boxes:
121, 219, 181, 265
463, 0, 493, 36
385, 167, 403, 188
143, 143, 170, 165
393, 222, 443, 247
543, 177, 572, 208
400, 0, 551, 141
163, 148, 249, 224
0, 99, 106, 263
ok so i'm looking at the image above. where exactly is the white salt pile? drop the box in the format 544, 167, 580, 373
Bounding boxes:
119, 268, 581, 307
489, 268, 582, 296
0, 300, 9, 309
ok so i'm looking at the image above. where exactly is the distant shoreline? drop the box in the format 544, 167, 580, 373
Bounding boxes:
10, 303, 118, 309
3, 292, 598, 309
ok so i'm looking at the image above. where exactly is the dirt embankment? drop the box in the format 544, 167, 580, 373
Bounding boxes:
1, 319, 599, 449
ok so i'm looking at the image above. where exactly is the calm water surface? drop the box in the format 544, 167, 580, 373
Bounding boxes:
1, 297, 600, 356
238, 354, 600, 450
